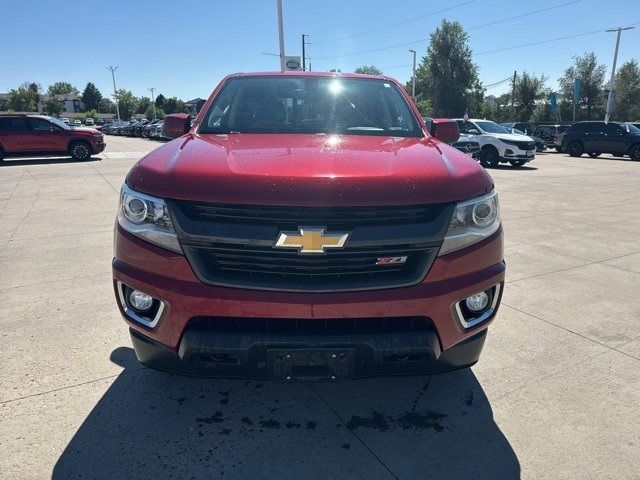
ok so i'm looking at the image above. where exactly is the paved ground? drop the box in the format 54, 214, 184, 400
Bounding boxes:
1, 136, 639, 480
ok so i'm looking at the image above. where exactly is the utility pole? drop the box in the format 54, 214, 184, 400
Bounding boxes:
148, 87, 156, 120
107, 66, 121, 121
510, 70, 516, 122
302, 34, 309, 71
276, 0, 285, 72
604, 26, 635, 123
409, 49, 417, 99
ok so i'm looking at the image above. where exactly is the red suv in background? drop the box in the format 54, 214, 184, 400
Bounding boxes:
113, 72, 504, 381
0, 114, 105, 161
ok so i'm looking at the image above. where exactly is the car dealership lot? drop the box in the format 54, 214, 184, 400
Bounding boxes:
1, 138, 639, 479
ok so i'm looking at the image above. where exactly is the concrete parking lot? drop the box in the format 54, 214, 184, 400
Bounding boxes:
1, 136, 639, 479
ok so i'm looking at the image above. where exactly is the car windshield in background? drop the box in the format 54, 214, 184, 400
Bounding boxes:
476, 121, 510, 134
49, 117, 70, 130
199, 76, 422, 137
624, 124, 640, 134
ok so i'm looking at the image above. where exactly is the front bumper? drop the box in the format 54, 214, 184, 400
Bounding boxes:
113, 225, 505, 379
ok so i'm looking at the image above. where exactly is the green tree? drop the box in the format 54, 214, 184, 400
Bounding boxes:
43, 98, 64, 116
145, 105, 165, 120
354, 65, 382, 75
0, 97, 7, 111
155, 93, 165, 109
415, 20, 481, 117
99, 97, 116, 114
8, 84, 38, 111
47, 81, 79, 96
113, 89, 138, 120
559, 52, 606, 121
613, 59, 640, 121
514, 72, 547, 121
137, 96, 151, 115
81, 82, 102, 112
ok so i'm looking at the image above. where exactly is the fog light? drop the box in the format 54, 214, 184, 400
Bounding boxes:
465, 292, 489, 312
129, 290, 154, 312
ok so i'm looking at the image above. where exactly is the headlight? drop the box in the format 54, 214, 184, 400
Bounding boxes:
438, 190, 500, 256
117, 184, 182, 253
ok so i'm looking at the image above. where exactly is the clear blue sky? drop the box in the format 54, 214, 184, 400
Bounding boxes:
1, 0, 638, 101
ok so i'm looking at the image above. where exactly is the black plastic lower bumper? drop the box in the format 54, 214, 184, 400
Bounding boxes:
130, 327, 487, 381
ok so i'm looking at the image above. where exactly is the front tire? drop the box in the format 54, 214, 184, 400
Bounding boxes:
69, 141, 92, 161
629, 145, 640, 161
568, 141, 584, 157
587, 151, 601, 158
556, 147, 563, 153
480, 146, 500, 168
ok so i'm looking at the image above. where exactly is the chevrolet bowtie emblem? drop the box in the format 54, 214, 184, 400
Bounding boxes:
274, 227, 350, 254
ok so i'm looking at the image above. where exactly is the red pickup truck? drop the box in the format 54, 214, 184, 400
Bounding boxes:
113, 72, 504, 381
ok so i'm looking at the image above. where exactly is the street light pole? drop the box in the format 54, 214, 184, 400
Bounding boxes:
148, 87, 156, 120
106, 66, 120, 121
604, 26, 634, 123
276, 0, 285, 72
409, 49, 417, 99
302, 34, 309, 71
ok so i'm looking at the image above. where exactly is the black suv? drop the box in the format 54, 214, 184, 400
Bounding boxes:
561, 121, 640, 160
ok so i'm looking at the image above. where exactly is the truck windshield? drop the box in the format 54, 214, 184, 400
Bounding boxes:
624, 124, 640, 134
199, 76, 422, 137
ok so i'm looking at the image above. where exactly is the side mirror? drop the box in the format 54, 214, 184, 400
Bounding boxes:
163, 113, 192, 139
430, 118, 460, 144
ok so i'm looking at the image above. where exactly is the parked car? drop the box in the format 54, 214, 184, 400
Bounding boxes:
506, 127, 546, 152
133, 119, 150, 137
500, 122, 536, 135
424, 117, 480, 158
142, 120, 161, 138
454, 118, 536, 167
85, 117, 95, 126
561, 121, 640, 160
61, 117, 70, 125
73, 119, 81, 127
0, 114, 105, 161
113, 72, 504, 381
532, 124, 570, 152
150, 120, 164, 140
96, 118, 105, 126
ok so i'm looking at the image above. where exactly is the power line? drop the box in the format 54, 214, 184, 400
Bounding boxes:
476, 23, 640, 55
311, 0, 475, 45
310, 0, 411, 37
311, 1, 593, 61
314, 21, 640, 62
467, 0, 581, 31
484, 76, 514, 88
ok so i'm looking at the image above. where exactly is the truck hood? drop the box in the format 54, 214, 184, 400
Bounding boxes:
128, 133, 493, 206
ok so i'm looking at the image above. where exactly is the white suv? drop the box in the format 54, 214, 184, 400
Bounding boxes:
454, 118, 536, 168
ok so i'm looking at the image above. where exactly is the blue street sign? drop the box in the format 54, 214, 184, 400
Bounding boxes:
573, 79, 581, 105
549, 92, 558, 110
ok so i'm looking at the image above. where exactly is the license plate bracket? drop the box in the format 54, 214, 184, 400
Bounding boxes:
268, 348, 355, 382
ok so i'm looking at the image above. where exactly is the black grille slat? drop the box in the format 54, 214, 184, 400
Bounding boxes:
176, 202, 444, 229
188, 316, 433, 335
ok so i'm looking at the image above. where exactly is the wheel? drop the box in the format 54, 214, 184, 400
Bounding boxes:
587, 151, 601, 158
555, 147, 563, 153
480, 146, 500, 168
629, 145, 640, 161
69, 141, 92, 161
509, 160, 526, 167
567, 141, 584, 157
0, 145, 4, 161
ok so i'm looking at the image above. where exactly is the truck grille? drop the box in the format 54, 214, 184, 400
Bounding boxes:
168, 201, 452, 291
